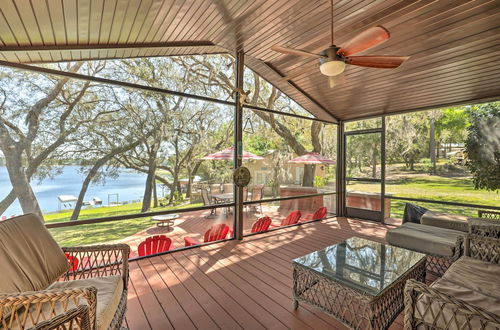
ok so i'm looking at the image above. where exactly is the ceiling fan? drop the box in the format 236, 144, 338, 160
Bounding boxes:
270, 0, 409, 88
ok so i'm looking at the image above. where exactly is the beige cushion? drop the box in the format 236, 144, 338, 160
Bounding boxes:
416, 257, 500, 329
421, 211, 469, 232
0, 213, 69, 293
385, 222, 463, 257
48, 275, 123, 330
442, 256, 500, 300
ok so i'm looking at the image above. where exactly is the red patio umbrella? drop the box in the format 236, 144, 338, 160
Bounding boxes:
287, 152, 336, 165
202, 147, 264, 160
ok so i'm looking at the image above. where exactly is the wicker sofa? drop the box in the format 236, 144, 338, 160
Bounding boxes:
404, 234, 500, 330
0, 214, 129, 330
386, 214, 465, 276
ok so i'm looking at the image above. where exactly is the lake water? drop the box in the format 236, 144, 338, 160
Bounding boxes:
0, 166, 161, 217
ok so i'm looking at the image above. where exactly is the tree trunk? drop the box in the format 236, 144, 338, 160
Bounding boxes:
141, 157, 157, 212
372, 143, 377, 179
302, 164, 315, 187
429, 117, 436, 174
153, 181, 158, 208
3, 148, 43, 219
71, 158, 109, 220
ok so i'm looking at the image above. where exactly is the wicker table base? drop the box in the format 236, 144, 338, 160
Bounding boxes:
293, 258, 426, 330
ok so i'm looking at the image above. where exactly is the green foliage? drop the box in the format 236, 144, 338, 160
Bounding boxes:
314, 176, 327, 188
464, 102, 500, 191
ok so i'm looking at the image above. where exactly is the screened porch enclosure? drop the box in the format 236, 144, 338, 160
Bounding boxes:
0, 1, 499, 329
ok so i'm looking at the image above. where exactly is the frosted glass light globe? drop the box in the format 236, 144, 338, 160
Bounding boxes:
319, 60, 346, 76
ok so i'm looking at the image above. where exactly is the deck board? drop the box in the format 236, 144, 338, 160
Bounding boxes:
126, 217, 407, 329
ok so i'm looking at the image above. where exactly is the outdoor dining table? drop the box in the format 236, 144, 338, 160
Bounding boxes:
151, 214, 180, 230
211, 193, 234, 203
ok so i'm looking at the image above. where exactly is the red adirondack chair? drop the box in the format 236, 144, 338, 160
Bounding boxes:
270, 210, 302, 228
302, 207, 328, 222
251, 216, 272, 233
137, 235, 173, 257
184, 223, 230, 247
65, 252, 79, 272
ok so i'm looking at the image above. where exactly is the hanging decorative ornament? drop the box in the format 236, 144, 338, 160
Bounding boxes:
243, 116, 255, 134
233, 166, 251, 187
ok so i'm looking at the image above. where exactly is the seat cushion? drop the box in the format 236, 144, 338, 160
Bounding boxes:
48, 275, 124, 330
441, 256, 500, 300
421, 211, 469, 232
416, 276, 500, 330
386, 222, 463, 257
0, 213, 69, 293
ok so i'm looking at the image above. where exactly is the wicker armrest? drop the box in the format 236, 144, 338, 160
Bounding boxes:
0, 287, 97, 330
32, 305, 91, 330
464, 234, 500, 264
62, 244, 130, 288
404, 279, 500, 330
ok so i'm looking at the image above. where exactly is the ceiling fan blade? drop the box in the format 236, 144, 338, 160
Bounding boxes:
328, 73, 346, 88
271, 45, 323, 58
337, 26, 390, 56
345, 56, 409, 68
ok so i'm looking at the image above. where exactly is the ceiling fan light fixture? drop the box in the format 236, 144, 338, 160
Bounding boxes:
319, 60, 346, 76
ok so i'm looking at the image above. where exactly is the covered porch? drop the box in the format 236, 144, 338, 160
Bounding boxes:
125, 217, 407, 330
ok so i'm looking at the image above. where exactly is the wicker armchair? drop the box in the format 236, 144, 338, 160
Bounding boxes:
0, 214, 129, 330
404, 235, 500, 330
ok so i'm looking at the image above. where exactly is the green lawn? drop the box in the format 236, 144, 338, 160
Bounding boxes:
347, 174, 499, 218
46, 171, 498, 246
47, 201, 202, 246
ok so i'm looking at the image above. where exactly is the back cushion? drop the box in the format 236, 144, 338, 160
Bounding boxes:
0, 213, 70, 293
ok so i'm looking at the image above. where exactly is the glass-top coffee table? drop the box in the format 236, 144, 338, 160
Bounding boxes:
293, 237, 426, 330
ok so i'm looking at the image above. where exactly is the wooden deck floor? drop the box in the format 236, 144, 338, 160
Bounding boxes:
125, 217, 407, 330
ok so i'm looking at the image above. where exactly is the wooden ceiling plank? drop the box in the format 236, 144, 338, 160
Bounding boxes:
168, 0, 212, 42
116, 0, 142, 44
107, 0, 133, 44
45, 0, 68, 45
158, 0, 195, 43
11, 0, 44, 46
334, 77, 500, 117
76, 0, 91, 44
87, 0, 105, 44
187, 0, 249, 46
329, 63, 500, 108
128, 0, 159, 43
0, 1, 32, 46
181, 1, 219, 41
97, 0, 117, 44
62, 0, 78, 44
0, 7, 18, 45
142, 0, 180, 43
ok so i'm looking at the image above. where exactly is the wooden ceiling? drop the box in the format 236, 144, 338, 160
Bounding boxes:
0, 0, 499, 122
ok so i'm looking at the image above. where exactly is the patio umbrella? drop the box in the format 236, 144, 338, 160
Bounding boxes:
288, 152, 336, 165
201, 147, 264, 160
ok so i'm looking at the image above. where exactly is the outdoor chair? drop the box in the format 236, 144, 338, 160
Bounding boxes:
137, 235, 172, 257
301, 207, 328, 222
201, 188, 217, 216
250, 185, 264, 214
184, 223, 230, 247
404, 234, 500, 330
0, 213, 129, 330
223, 183, 233, 194
209, 184, 222, 195
270, 210, 302, 228
251, 216, 272, 233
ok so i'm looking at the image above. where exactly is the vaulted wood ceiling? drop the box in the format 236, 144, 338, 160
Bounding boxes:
0, 0, 499, 122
